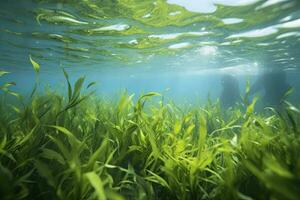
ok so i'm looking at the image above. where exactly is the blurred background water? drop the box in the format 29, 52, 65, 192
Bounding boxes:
0, 0, 300, 105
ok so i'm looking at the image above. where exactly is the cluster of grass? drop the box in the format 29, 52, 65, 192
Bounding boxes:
1, 61, 300, 200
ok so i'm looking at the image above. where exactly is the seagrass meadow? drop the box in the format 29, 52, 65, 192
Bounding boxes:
1, 0, 300, 200
1, 61, 300, 200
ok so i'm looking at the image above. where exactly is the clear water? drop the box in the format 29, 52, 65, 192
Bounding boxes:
1, 0, 300, 104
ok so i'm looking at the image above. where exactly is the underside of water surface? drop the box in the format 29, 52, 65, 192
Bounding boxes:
1, 0, 300, 200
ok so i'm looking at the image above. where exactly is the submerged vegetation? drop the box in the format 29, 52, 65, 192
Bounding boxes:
1, 0, 300, 199
1, 60, 300, 200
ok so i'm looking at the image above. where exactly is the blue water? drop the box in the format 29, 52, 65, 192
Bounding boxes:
1, 0, 300, 105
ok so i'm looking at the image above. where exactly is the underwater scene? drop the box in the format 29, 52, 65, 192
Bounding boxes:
1, 0, 300, 199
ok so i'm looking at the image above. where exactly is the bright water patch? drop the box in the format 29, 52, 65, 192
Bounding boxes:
222, 18, 244, 24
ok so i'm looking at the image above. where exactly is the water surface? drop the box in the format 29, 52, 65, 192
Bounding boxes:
1, 0, 300, 102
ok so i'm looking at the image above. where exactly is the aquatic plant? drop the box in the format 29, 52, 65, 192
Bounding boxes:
0, 60, 300, 200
